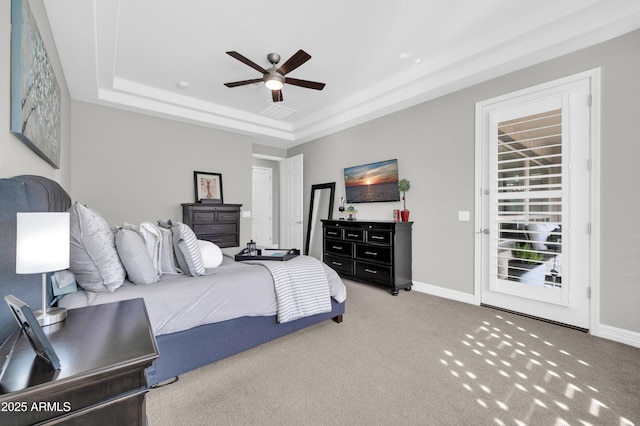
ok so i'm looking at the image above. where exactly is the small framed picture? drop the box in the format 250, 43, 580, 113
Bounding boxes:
194, 171, 223, 203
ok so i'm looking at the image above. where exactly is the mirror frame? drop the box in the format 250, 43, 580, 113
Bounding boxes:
305, 182, 336, 256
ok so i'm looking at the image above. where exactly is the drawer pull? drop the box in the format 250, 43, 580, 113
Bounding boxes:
371, 235, 384, 240
332, 261, 343, 266
328, 231, 338, 236
332, 246, 343, 250
365, 251, 378, 256
347, 233, 358, 237
364, 269, 378, 274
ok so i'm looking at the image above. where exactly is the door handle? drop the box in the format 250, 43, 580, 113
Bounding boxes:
477, 229, 490, 234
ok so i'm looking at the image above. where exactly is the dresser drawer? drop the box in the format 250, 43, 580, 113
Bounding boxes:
199, 234, 238, 247
193, 223, 236, 235
192, 211, 215, 223
355, 244, 392, 264
344, 228, 364, 242
325, 240, 353, 257
324, 254, 354, 275
217, 211, 239, 221
366, 230, 392, 245
324, 226, 342, 239
355, 261, 392, 286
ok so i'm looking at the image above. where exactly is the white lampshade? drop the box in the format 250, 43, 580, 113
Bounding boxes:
16, 212, 70, 274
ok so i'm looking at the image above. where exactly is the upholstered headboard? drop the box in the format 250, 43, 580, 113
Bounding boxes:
0, 175, 71, 342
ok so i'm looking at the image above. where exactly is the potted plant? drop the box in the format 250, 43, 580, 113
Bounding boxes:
509, 241, 545, 284
512, 242, 544, 264
398, 178, 411, 221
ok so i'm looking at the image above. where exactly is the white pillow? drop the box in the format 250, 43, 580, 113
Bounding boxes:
171, 221, 205, 276
68, 203, 126, 292
115, 228, 159, 284
198, 240, 223, 268
138, 222, 162, 274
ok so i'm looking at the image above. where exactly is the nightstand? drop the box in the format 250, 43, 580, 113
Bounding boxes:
0, 298, 159, 425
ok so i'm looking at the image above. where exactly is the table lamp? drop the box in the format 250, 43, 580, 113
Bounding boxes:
16, 212, 70, 326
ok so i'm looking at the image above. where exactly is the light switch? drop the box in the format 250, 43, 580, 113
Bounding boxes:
242, 211, 251, 218
458, 211, 470, 222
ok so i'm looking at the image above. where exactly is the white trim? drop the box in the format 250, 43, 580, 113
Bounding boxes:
412, 281, 476, 305
587, 69, 602, 335
597, 325, 640, 349
413, 280, 640, 349
474, 69, 601, 331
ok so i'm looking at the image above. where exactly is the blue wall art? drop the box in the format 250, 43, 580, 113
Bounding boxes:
10, 0, 61, 169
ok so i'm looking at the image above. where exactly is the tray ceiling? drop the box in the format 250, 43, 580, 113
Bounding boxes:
43, 0, 640, 148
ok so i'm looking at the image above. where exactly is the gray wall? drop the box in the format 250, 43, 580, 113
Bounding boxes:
70, 102, 254, 245
290, 29, 640, 333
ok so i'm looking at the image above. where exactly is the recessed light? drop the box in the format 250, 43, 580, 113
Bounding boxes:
399, 52, 413, 59
177, 81, 189, 89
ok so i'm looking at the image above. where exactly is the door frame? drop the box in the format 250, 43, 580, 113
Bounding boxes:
252, 165, 274, 248
473, 68, 601, 334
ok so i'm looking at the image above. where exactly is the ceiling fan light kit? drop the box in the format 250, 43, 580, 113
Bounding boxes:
265, 72, 284, 90
224, 49, 325, 102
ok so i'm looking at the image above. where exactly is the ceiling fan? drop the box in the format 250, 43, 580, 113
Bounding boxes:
224, 50, 326, 102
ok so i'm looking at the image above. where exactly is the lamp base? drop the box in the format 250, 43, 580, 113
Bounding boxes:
34, 306, 67, 326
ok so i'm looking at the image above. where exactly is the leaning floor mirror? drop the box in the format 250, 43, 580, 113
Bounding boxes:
305, 182, 335, 259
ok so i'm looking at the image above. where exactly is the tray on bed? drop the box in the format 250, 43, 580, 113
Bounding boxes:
235, 248, 300, 262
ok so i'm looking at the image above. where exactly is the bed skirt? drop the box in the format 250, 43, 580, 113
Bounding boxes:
146, 298, 345, 386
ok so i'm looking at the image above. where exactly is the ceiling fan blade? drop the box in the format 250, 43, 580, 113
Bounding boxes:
226, 51, 267, 74
285, 77, 326, 91
276, 50, 311, 75
272, 89, 283, 102
224, 78, 264, 88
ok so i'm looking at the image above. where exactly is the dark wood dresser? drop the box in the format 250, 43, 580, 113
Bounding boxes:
0, 298, 158, 425
322, 220, 413, 295
182, 203, 242, 248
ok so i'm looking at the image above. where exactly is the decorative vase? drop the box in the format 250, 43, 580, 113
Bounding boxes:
401, 210, 410, 222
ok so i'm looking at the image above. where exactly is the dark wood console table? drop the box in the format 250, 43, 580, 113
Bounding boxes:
0, 298, 158, 425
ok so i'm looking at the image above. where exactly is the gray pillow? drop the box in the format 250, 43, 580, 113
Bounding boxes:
157, 225, 181, 274
171, 221, 205, 276
115, 228, 159, 284
68, 203, 126, 292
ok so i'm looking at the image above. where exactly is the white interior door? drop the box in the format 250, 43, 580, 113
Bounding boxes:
476, 73, 595, 330
252, 166, 273, 248
280, 154, 303, 250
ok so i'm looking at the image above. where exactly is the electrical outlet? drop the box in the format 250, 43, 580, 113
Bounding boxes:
458, 211, 470, 222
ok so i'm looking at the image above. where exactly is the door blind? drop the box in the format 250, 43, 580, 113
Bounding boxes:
495, 109, 563, 288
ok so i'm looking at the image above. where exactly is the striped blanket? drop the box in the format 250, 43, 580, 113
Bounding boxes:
252, 256, 332, 323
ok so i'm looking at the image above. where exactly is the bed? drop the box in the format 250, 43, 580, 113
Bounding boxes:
0, 175, 346, 386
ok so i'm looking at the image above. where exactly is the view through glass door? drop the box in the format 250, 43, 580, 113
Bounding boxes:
477, 74, 594, 330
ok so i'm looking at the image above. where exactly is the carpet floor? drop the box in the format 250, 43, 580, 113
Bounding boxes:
146, 279, 640, 425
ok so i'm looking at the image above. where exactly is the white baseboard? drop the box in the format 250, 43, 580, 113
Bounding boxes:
412, 281, 476, 305
412, 281, 640, 349
595, 324, 640, 348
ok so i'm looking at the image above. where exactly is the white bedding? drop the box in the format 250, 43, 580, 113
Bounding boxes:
58, 254, 346, 336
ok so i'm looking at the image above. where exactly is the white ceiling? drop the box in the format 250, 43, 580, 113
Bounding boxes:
43, 0, 640, 149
